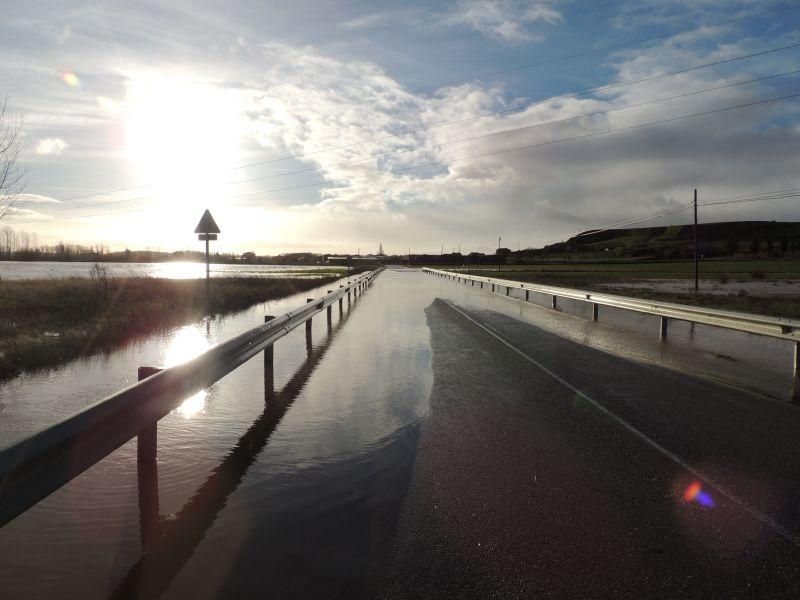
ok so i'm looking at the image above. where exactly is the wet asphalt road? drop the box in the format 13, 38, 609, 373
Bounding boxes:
382, 298, 800, 599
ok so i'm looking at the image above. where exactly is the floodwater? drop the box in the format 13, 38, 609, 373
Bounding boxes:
0, 260, 343, 280
608, 278, 800, 297
0, 268, 795, 599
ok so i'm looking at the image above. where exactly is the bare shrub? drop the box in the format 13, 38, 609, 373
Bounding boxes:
89, 263, 112, 304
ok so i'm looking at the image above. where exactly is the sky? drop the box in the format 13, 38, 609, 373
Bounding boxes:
1, 0, 799, 255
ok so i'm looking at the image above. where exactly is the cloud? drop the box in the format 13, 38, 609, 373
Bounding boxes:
35, 137, 68, 155
3, 206, 54, 220
17, 193, 62, 204
337, 10, 426, 31
3, 1, 799, 254
232, 27, 800, 251
449, 0, 563, 43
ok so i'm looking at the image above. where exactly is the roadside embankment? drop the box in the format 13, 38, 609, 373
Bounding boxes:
0, 275, 337, 381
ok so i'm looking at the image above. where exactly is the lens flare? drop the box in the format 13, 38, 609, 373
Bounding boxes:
62, 71, 80, 87
683, 480, 715, 508
683, 481, 701, 502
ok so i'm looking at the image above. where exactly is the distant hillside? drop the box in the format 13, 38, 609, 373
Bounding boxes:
538, 221, 800, 260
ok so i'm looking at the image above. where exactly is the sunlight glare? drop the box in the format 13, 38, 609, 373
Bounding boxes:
125, 72, 243, 224
163, 324, 213, 419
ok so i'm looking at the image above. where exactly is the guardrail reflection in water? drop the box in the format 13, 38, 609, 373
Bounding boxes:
0, 267, 385, 532
423, 267, 800, 403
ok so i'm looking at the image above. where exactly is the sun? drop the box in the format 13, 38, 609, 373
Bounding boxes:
125, 72, 243, 219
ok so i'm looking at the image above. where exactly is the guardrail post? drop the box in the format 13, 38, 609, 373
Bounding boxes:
506, 286, 510, 296
793, 342, 800, 404
471, 280, 474, 286
264, 316, 275, 400
136, 366, 160, 551
592, 303, 599, 321
492, 283, 495, 292
136, 367, 160, 463
306, 299, 313, 351
525, 290, 530, 302
327, 291, 333, 327
660, 317, 669, 340
480, 282, 483, 289
551, 295, 558, 310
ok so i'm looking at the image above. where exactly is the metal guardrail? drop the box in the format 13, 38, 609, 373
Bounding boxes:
0, 267, 384, 528
423, 267, 800, 402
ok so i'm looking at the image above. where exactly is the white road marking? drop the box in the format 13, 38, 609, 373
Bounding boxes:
443, 299, 800, 549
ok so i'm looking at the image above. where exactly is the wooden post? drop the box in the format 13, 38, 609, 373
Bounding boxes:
506, 286, 510, 296
693, 188, 699, 294
551, 295, 558, 310
660, 317, 669, 340
525, 290, 530, 302
592, 303, 599, 321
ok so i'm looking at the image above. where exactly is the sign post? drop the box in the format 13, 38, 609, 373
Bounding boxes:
194, 209, 221, 306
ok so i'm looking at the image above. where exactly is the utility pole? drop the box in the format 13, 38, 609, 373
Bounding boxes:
498, 236, 502, 272
693, 188, 699, 293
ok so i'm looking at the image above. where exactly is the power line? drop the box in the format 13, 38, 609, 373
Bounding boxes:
702, 190, 800, 206
536, 185, 800, 247
430, 3, 800, 90
28, 37, 800, 209
701, 186, 800, 204
10, 91, 799, 226
536, 204, 692, 247
225, 68, 800, 189
234, 39, 800, 171
27, 66, 800, 221
254, 2, 800, 151
384, 92, 800, 178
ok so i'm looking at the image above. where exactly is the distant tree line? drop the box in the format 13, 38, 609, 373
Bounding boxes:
0, 225, 341, 265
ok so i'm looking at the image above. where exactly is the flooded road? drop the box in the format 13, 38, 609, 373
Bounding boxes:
0, 268, 796, 598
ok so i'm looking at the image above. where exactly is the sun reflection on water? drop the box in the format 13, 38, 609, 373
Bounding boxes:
164, 324, 212, 418
150, 261, 207, 279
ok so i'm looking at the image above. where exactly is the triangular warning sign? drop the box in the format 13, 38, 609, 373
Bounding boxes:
194, 209, 221, 234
